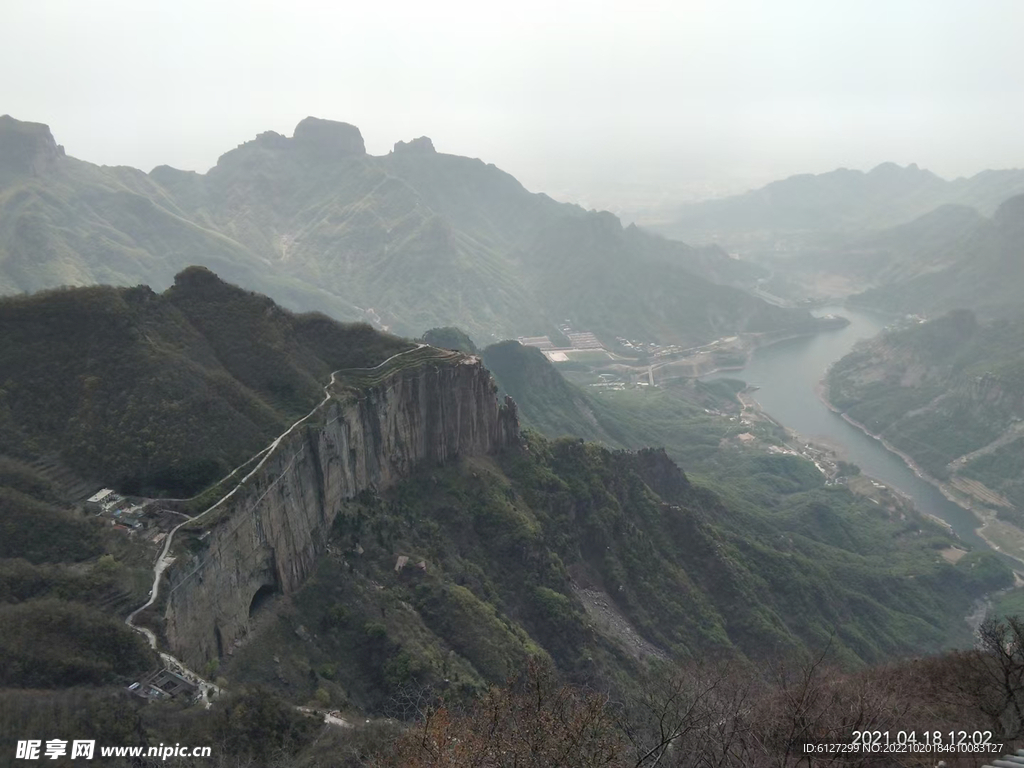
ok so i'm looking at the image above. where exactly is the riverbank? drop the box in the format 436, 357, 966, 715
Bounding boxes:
815, 378, 1024, 570
653, 326, 848, 382
734, 388, 931, 521
687, 364, 745, 378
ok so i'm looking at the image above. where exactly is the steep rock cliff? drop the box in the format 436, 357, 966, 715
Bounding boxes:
0, 114, 65, 182
163, 355, 519, 668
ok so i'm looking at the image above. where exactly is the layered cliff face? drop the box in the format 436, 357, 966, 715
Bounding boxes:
163, 356, 519, 668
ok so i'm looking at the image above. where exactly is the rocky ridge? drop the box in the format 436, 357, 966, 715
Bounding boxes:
393, 136, 436, 154
0, 114, 65, 180
162, 353, 519, 668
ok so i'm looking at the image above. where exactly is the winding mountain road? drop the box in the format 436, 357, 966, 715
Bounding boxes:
124, 343, 431, 704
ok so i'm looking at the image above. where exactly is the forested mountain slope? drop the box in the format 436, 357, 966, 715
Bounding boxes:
653, 161, 1024, 243
826, 310, 1024, 517
0, 266, 410, 496
851, 193, 1024, 319
0, 115, 811, 346
648, 162, 1024, 308
0, 274, 1012, 766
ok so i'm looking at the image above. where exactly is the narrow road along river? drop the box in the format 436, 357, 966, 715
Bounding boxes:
705, 306, 989, 552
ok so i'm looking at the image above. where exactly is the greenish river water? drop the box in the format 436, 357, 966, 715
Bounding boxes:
706, 306, 988, 551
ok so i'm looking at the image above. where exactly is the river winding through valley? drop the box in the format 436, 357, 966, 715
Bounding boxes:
705, 306, 993, 554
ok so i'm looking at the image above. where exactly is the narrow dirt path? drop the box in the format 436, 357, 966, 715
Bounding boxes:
124, 343, 430, 704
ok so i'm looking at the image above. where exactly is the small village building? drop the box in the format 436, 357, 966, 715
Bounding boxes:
129, 669, 198, 701
85, 488, 116, 513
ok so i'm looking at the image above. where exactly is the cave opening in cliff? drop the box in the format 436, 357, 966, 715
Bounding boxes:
249, 584, 278, 618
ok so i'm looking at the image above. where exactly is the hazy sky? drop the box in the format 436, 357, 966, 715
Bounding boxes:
3, 0, 1023, 206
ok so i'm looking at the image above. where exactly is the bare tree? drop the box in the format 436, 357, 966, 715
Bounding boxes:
945, 616, 1024, 740
750, 639, 920, 768
614, 659, 762, 768
372, 658, 624, 768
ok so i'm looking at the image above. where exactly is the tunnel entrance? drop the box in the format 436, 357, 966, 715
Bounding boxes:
248, 584, 278, 618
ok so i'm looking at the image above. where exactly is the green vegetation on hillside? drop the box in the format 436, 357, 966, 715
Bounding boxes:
0, 273, 1018, 767
826, 310, 1024, 504
0, 486, 100, 563
0, 114, 812, 345
420, 326, 478, 354
224, 431, 1006, 717
650, 162, 1024, 317
482, 341, 618, 444
653, 163, 1024, 243
0, 456, 162, 697
0, 268, 410, 496
0, 686, 324, 768
0, 599, 154, 688
962, 438, 1024, 512
852, 194, 1024, 319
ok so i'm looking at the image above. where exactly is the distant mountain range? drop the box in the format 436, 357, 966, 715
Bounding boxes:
647, 160, 1024, 313
0, 276, 1004, 694
0, 114, 812, 346
650, 162, 1024, 243
850, 193, 1024, 319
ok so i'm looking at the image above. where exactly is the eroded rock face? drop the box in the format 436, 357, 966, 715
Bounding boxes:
163, 357, 518, 667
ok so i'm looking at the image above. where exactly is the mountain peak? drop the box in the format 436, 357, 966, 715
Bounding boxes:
171, 265, 234, 294
292, 117, 365, 155
0, 115, 65, 180
993, 192, 1024, 237
393, 136, 436, 155
174, 264, 220, 281
868, 161, 929, 176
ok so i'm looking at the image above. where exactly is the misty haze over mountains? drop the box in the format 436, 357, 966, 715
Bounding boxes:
0, 114, 816, 346
652, 161, 1024, 238
6, 1, 1023, 219
643, 159, 1024, 316
3, 110, 1022, 339
5, 2, 1024, 765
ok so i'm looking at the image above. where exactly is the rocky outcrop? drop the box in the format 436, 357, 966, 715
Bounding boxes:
0, 115, 65, 180
162, 356, 519, 667
253, 130, 290, 150
292, 116, 366, 156
629, 448, 692, 502
393, 136, 436, 154
212, 119, 365, 170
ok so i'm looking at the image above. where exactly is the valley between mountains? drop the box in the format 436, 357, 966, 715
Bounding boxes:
3, 111, 1024, 767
